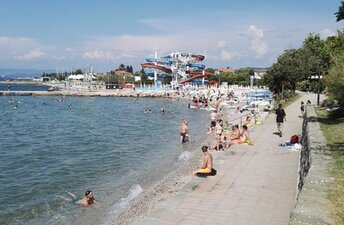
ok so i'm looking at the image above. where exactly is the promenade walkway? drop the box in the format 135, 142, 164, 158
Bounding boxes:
135, 93, 318, 225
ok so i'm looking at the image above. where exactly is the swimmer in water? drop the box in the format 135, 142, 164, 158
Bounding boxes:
79, 190, 95, 207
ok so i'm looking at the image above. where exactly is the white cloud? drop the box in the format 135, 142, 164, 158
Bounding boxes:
217, 41, 226, 48
0, 36, 64, 62
64, 48, 75, 53
83, 50, 115, 61
250, 40, 268, 58
220, 50, 234, 61
320, 28, 336, 39
247, 25, 268, 58
248, 25, 264, 39
0, 37, 40, 51
15, 48, 45, 60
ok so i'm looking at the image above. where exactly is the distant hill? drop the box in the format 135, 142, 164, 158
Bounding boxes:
0, 68, 54, 80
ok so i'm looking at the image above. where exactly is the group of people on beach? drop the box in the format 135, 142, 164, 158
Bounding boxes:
186, 107, 256, 177
207, 109, 254, 150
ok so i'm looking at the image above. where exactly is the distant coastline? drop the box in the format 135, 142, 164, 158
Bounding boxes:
0, 81, 176, 98
0, 80, 48, 85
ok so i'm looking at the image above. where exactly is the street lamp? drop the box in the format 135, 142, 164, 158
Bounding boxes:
310, 73, 323, 106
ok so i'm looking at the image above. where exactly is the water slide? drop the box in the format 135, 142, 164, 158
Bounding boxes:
146, 56, 172, 65
179, 71, 212, 84
187, 63, 206, 70
190, 54, 205, 61
141, 63, 172, 74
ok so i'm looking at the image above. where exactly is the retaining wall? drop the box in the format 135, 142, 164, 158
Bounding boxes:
289, 106, 333, 225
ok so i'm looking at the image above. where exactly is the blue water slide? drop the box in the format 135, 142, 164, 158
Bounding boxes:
144, 69, 167, 77
187, 64, 205, 70
146, 57, 172, 65
189, 79, 208, 85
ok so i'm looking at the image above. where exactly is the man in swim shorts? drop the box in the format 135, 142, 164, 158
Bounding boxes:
207, 110, 217, 134
193, 146, 213, 177
179, 119, 192, 143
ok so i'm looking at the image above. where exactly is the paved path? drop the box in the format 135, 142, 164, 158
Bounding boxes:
135, 93, 319, 225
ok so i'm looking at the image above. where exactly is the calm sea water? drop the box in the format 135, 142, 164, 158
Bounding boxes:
0, 83, 49, 91
0, 85, 210, 225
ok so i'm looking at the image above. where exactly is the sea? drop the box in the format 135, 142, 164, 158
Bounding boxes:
0, 83, 210, 225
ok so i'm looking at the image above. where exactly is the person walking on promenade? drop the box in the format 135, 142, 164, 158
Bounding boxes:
192, 146, 214, 177
299, 101, 305, 118
275, 103, 286, 137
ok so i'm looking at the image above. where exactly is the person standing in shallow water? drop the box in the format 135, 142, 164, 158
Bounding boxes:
179, 119, 192, 143
275, 103, 286, 137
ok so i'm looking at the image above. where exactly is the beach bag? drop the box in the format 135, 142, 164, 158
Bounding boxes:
290, 135, 299, 144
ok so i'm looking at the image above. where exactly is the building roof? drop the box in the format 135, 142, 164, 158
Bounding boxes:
218, 68, 235, 73
115, 70, 133, 76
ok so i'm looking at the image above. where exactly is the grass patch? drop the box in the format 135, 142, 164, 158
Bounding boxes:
315, 107, 344, 225
280, 93, 301, 108
274, 92, 301, 110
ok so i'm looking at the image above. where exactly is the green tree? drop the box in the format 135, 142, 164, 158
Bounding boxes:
265, 49, 301, 92
139, 69, 149, 84
234, 68, 250, 86
335, 1, 344, 22
118, 64, 126, 70
75, 69, 83, 75
324, 31, 344, 57
303, 34, 330, 69
324, 53, 344, 107
125, 65, 134, 73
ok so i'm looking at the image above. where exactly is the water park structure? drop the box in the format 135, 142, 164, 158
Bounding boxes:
141, 52, 212, 87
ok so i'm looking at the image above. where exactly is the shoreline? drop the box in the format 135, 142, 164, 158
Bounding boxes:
106, 136, 211, 225
2, 82, 273, 225
105, 110, 258, 225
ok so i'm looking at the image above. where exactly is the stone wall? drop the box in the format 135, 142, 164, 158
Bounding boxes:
289, 106, 333, 225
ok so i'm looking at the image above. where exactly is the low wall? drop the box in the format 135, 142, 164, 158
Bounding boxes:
289, 106, 333, 225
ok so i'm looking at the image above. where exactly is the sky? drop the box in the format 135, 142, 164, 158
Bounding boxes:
0, 0, 343, 73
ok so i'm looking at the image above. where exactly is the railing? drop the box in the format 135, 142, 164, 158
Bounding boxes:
224, 111, 253, 127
